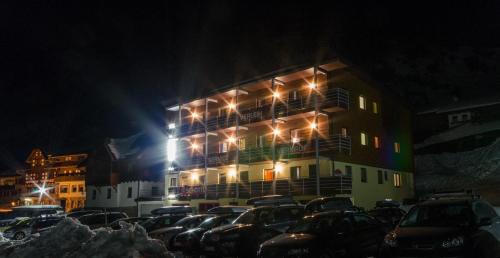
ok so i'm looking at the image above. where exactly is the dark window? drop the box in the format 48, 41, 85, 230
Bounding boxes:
309, 164, 317, 179
378, 170, 383, 184
152, 186, 160, 196
361, 168, 367, 183
127, 187, 132, 198
78, 185, 84, 192
72, 185, 77, 193
199, 175, 206, 184
474, 202, 498, 222
92, 189, 96, 200
345, 166, 352, 177
384, 171, 388, 181
107, 188, 111, 199
240, 171, 249, 182
290, 166, 300, 179
219, 173, 226, 184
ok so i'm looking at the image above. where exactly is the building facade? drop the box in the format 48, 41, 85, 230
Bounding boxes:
85, 135, 165, 216
164, 60, 414, 210
0, 171, 25, 211
23, 149, 87, 212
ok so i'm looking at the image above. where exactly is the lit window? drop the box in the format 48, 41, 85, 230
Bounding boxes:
341, 128, 348, 138
219, 142, 228, 153
291, 129, 300, 143
360, 132, 367, 146
239, 138, 246, 150
373, 102, 378, 114
393, 173, 401, 187
359, 96, 366, 110
374, 136, 380, 149
394, 142, 401, 153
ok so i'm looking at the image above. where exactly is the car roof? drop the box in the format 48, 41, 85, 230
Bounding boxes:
419, 199, 473, 206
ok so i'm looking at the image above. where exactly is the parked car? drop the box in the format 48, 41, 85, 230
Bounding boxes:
246, 195, 297, 207
304, 197, 357, 214
108, 217, 152, 230
77, 212, 128, 229
2, 216, 63, 240
0, 205, 64, 227
368, 207, 406, 227
139, 214, 186, 233
258, 210, 387, 257
382, 198, 500, 258
206, 205, 251, 215
150, 206, 193, 216
66, 210, 102, 219
149, 214, 215, 249
173, 214, 239, 256
200, 205, 304, 257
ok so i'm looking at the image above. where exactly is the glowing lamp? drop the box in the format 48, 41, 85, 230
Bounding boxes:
308, 82, 317, 89
272, 91, 280, 98
191, 173, 198, 181
228, 169, 236, 178
273, 128, 280, 136
167, 138, 177, 162
292, 137, 300, 144
227, 136, 236, 143
228, 102, 236, 110
192, 111, 200, 119
168, 123, 176, 129
275, 163, 284, 173
191, 142, 199, 150
310, 122, 317, 130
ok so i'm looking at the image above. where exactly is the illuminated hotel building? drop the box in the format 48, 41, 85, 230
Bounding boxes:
23, 149, 87, 212
163, 60, 414, 210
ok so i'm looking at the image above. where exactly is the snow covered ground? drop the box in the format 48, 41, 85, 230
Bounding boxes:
0, 218, 175, 258
416, 138, 500, 195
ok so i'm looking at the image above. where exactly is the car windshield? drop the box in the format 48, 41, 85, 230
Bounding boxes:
198, 217, 221, 229
234, 210, 257, 224
14, 219, 32, 227
288, 214, 341, 234
400, 204, 473, 227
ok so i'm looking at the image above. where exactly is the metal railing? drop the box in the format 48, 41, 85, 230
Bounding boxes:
175, 136, 351, 169
176, 88, 349, 137
167, 176, 352, 200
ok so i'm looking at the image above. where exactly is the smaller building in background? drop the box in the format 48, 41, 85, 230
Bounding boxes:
0, 171, 25, 211
22, 149, 87, 212
415, 96, 500, 154
85, 133, 165, 217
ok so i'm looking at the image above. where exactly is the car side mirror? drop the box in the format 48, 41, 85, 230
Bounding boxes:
479, 217, 492, 226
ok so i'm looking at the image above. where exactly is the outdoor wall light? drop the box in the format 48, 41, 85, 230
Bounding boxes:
308, 82, 317, 89
273, 128, 280, 136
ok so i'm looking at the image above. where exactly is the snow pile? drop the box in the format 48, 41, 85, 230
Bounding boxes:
0, 218, 173, 258
416, 138, 500, 193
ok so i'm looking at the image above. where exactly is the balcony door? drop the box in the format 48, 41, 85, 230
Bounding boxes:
264, 169, 274, 181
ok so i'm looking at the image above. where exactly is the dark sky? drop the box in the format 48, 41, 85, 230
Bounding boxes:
1, 1, 499, 170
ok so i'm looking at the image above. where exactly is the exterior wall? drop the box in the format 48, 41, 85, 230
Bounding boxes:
86, 181, 164, 216
334, 161, 413, 209
56, 179, 85, 211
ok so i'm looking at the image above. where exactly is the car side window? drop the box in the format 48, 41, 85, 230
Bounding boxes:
353, 214, 377, 227
473, 202, 498, 222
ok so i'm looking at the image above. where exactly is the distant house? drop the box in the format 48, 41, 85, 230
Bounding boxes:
415, 96, 500, 154
85, 133, 165, 216
0, 171, 25, 210
21, 149, 87, 212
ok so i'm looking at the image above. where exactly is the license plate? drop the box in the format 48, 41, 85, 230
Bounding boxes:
204, 246, 215, 251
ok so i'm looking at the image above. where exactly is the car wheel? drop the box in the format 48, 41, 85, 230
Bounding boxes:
13, 232, 25, 240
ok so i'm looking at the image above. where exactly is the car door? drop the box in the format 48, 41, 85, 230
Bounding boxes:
352, 214, 382, 255
473, 201, 500, 241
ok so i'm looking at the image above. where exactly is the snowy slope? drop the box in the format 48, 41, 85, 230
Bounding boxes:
416, 138, 500, 193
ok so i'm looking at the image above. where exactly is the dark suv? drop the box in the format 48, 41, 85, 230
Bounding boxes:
258, 211, 387, 257
200, 205, 304, 257
382, 198, 500, 258
77, 212, 128, 229
304, 197, 357, 214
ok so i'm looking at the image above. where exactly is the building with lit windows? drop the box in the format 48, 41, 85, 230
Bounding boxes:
163, 60, 414, 210
22, 149, 87, 212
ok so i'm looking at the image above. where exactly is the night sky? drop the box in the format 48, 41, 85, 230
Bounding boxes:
1, 1, 499, 170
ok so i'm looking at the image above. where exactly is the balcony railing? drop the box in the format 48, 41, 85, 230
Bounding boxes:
176, 88, 349, 137
167, 176, 352, 200
174, 136, 351, 169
